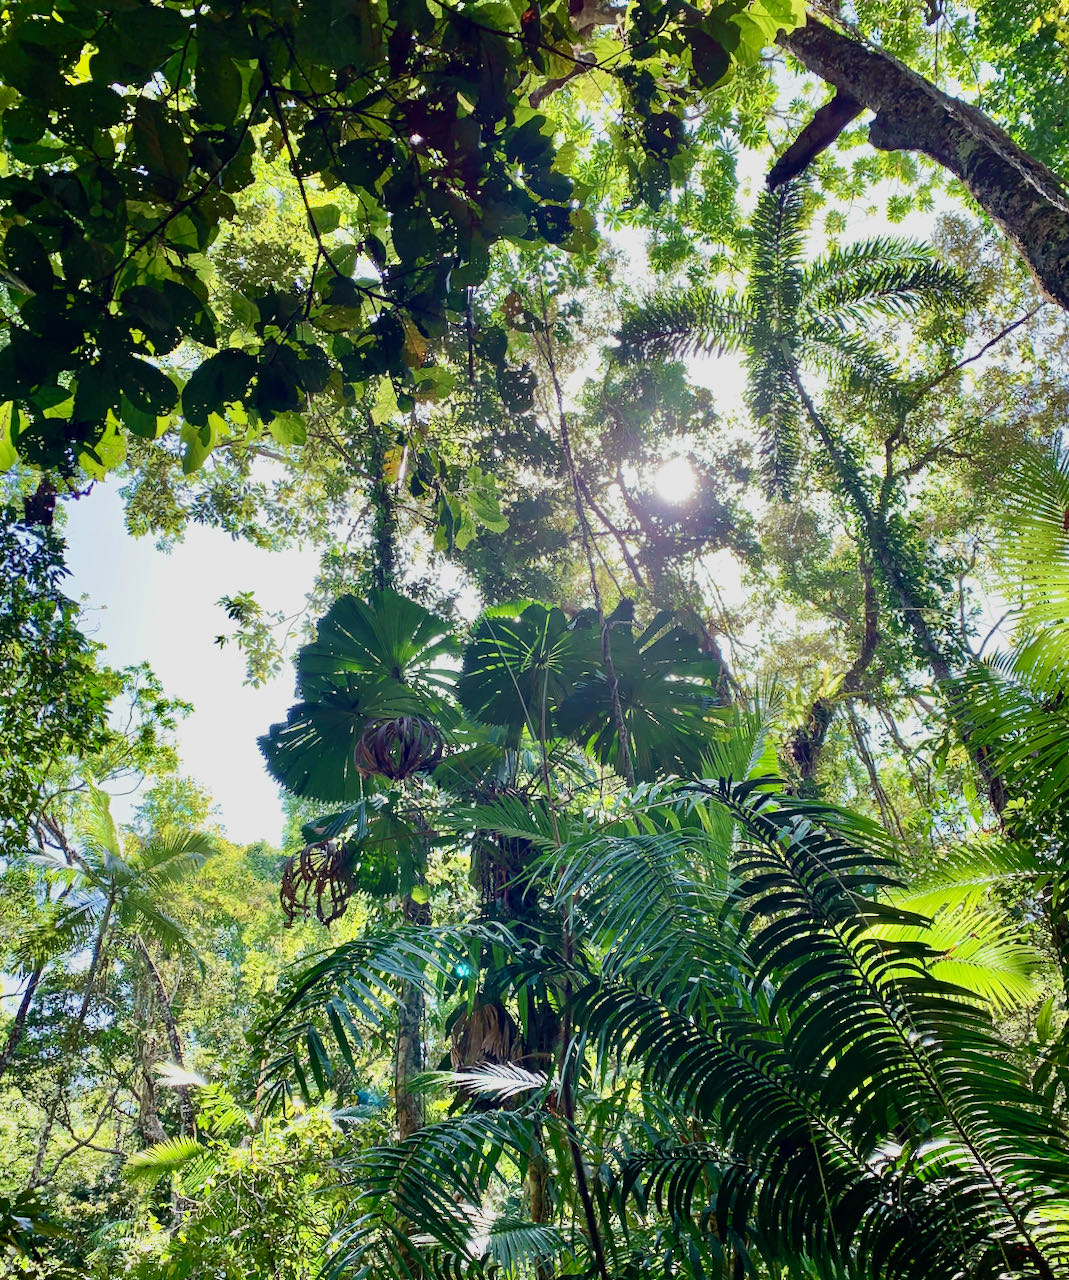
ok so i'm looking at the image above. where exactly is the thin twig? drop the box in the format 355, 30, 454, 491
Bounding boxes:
912, 306, 1043, 399
537, 289, 635, 787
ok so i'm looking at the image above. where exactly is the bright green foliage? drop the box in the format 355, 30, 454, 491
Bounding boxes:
457, 600, 598, 739
120, 1084, 356, 1280
260, 588, 458, 801
974, 0, 1069, 174
551, 607, 722, 779
0, 0, 802, 476
0, 503, 112, 845
957, 443, 1069, 834
29, 789, 213, 967
259, 722, 1068, 1280
264, 591, 725, 804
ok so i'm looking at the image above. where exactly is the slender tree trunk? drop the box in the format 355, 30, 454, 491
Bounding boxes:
0, 967, 41, 1083
847, 706, 906, 840
29, 890, 116, 1187
366, 441, 428, 1140
395, 892, 429, 1140
788, 362, 1010, 814
137, 938, 195, 1135
788, 559, 879, 788
777, 16, 1069, 311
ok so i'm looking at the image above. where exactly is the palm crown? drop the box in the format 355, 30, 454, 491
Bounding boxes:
616, 180, 972, 496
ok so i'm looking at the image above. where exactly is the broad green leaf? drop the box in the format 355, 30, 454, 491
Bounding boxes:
0, 402, 20, 471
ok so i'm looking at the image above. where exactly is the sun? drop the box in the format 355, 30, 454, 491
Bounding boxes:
653, 457, 697, 503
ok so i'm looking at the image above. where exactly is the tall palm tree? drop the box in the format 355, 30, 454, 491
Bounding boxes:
25, 791, 211, 1186
617, 182, 1007, 803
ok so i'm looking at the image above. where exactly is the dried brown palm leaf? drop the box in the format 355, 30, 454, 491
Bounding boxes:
354, 715, 444, 780
280, 839, 355, 926
450, 1002, 524, 1071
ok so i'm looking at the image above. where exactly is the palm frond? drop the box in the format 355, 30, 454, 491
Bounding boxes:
257, 923, 514, 1108
615, 286, 753, 363
483, 1216, 578, 1278
747, 181, 806, 331
78, 787, 121, 861
564, 778, 1069, 1277
1002, 442, 1069, 672
868, 900, 1043, 1012
135, 830, 214, 885
957, 661, 1069, 827
804, 241, 975, 329
325, 1112, 543, 1279
125, 1136, 212, 1187
431, 1063, 549, 1101
802, 326, 909, 411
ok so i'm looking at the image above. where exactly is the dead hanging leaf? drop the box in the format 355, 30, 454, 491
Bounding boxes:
382, 444, 406, 484
401, 316, 428, 366
450, 1002, 523, 1070
280, 840, 355, 926
354, 715, 443, 780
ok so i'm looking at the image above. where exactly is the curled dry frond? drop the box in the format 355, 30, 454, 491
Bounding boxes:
450, 1002, 525, 1072
355, 715, 444, 780
280, 839, 355, 926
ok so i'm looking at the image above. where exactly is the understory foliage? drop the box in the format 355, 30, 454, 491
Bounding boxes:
244, 586, 1069, 1280
3, 2, 1069, 1277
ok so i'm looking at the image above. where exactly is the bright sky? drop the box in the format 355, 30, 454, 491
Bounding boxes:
64, 483, 319, 846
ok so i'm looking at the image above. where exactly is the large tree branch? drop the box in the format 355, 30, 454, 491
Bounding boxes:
778, 16, 1069, 309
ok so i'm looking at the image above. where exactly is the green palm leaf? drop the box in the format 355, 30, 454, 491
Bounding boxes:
297, 588, 458, 704
615, 179, 971, 500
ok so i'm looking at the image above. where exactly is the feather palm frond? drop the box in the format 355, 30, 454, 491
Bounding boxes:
1002, 442, 1069, 677
259, 923, 519, 1108
325, 1112, 547, 1280
125, 1136, 215, 1188
804, 242, 975, 328
616, 286, 752, 363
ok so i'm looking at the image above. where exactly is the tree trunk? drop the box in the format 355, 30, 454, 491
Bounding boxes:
29, 890, 116, 1187
137, 1031, 168, 1147
777, 16, 1069, 310
395, 892, 430, 1140
137, 938, 195, 1135
788, 559, 879, 789
789, 363, 1010, 814
0, 967, 41, 1083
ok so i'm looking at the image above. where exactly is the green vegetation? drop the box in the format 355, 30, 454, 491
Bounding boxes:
2, 2, 1069, 1278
